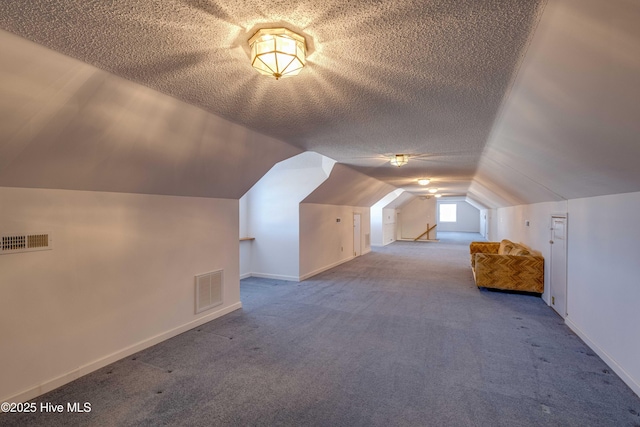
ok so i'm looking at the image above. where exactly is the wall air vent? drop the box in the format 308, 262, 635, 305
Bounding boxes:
1, 232, 52, 255
195, 270, 223, 314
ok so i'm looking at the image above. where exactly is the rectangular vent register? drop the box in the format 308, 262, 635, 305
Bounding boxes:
195, 270, 223, 314
1, 232, 52, 255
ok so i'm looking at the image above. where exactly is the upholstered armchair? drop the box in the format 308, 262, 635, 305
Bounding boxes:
469, 239, 544, 293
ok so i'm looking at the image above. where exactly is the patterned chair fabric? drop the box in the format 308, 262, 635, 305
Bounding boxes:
469, 240, 544, 293
469, 241, 499, 269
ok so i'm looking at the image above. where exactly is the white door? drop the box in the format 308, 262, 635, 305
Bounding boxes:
550, 215, 568, 317
484, 213, 489, 238
353, 213, 361, 257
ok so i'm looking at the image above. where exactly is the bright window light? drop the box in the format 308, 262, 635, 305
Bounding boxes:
439, 203, 457, 222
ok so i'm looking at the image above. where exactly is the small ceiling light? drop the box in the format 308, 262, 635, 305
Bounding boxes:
418, 178, 430, 186
249, 28, 306, 80
390, 154, 409, 167
434, 194, 442, 198
428, 188, 438, 194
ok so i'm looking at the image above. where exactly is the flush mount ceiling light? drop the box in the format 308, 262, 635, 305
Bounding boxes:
428, 188, 438, 194
390, 154, 409, 167
418, 178, 430, 186
434, 194, 442, 198
249, 28, 306, 80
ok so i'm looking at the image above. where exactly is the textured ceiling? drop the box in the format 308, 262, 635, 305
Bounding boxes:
0, 0, 545, 197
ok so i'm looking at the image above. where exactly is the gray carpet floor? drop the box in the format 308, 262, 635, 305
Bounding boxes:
2, 232, 640, 426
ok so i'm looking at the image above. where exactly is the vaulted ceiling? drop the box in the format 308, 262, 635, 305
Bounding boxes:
474, 0, 640, 207
1, 0, 639, 206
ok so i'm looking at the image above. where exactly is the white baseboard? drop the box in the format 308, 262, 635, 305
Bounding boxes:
3, 302, 242, 405
371, 240, 396, 247
249, 272, 300, 282
541, 292, 550, 306
565, 316, 640, 398
243, 256, 364, 283
299, 256, 355, 281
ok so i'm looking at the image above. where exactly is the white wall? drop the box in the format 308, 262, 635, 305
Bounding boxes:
479, 209, 488, 238
382, 208, 397, 245
239, 241, 252, 280
397, 197, 437, 240
0, 187, 241, 403
488, 209, 498, 241
370, 200, 384, 247
243, 152, 384, 282
239, 194, 249, 238
299, 204, 371, 280
239, 194, 252, 279
437, 199, 480, 232
565, 192, 640, 397
244, 152, 331, 281
370, 190, 403, 246
492, 193, 640, 397
370, 205, 384, 246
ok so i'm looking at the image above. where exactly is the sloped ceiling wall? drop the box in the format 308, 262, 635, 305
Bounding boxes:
384, 191, 417, 210
0, 30, 301, 198
472, 0, 640, 208
0, 0, 546, 198
371, 189, 417, 211
302, 163, 397, 207
4, 0, 638, 206
465, 196, 489, 211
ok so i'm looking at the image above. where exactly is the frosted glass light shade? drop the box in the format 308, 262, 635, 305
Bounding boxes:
418, 178, 430, 185
428, 188, 438, 193
390, 154, 409, 167
249, 28, 306, 80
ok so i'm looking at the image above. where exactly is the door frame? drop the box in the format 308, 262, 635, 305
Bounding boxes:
353, 212, 362, 257
549, 213, 568, 317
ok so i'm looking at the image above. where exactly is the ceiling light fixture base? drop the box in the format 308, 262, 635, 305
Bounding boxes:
249, 27, 307, 80
390, 154, 409, 167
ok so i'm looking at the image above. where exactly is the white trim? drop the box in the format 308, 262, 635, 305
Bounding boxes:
541, 292, 550, 306
2, 302, 242, 405
371, 241, 394, 247
299, 256, 355, 281
565, 316, 640, 398
249, 272, 300, 282
239, 272, 252, 280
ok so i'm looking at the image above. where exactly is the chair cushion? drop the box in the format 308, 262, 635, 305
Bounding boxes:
498, 239, 515, 255
509, 245, 530, 256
